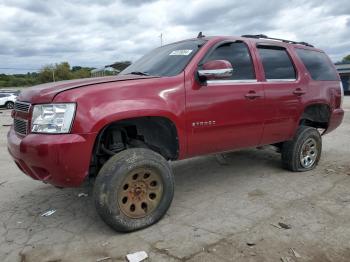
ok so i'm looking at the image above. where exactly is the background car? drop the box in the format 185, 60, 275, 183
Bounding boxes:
0, 92, 18, 109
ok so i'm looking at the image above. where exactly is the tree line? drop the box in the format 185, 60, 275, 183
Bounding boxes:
0, 62, 94, 87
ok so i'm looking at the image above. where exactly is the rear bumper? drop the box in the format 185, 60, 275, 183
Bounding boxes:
7, 126, 97, 187
324, 108, 344, 134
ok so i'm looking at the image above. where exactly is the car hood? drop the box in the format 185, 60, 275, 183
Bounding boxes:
18, 75, 158, 104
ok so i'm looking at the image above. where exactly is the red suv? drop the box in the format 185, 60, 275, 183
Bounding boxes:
7, 34, 344, 232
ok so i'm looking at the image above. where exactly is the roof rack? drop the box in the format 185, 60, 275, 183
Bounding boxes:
241, 34, 314, 47
197, 32, 205, 38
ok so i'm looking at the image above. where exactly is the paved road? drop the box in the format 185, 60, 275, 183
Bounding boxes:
0, 98, 349, 262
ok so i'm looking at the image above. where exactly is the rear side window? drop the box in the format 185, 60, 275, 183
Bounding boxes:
295, 49, 338, 81
205, 42, 255, 80
258, 46, 296, 80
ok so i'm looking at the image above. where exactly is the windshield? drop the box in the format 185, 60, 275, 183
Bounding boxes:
120, 39, 206, 77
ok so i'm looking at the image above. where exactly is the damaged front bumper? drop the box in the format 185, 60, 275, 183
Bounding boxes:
7, 126, 97, 187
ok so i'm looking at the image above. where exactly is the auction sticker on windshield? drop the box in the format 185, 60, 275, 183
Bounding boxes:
169, 50, 193, 56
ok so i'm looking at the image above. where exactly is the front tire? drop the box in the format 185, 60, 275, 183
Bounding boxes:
94, 148, 174, 232
281, 126, 322, 172
5, 101, 14, 109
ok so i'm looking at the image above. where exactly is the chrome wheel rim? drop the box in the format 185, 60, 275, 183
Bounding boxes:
299, 138, 318, 168
117, 167, 163, 219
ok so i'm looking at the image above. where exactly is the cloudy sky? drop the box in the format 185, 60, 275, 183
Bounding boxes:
0, 0, 349, 74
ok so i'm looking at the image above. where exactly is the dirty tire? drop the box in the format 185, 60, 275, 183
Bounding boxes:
281, 126, 322, 172
94, 148, 174, 232
5, 101, 14, 109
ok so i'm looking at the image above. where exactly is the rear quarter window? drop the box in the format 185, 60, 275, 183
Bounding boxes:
295, 49, 338, 81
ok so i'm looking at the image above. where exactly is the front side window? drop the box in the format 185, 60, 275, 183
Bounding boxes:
295, 49, 338, 81
204, 42, 255, 80
258, 46, 296, 80
121, 39, 206, 77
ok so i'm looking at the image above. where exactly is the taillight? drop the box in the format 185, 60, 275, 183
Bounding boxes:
339, 82, 344, 108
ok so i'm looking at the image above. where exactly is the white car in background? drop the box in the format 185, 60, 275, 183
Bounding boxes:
0, 92, 17, 109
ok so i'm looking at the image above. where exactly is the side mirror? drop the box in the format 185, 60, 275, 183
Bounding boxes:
198, 60, 233, 80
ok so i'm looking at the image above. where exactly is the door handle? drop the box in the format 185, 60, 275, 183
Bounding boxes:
293, 88, 306, 96
245, 91, 261, 99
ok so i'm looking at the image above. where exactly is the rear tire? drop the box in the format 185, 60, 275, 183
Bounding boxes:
5, 101, 14, 109
94, 148, 174, 232
281, 126, 322, 172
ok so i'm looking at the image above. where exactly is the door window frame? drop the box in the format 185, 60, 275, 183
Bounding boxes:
256, 43, 299, 82
198, 40, 258, 84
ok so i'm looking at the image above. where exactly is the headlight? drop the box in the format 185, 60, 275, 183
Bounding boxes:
31, 103, 76, 134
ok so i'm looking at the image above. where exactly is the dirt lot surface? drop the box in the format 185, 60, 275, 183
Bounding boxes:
1, 98, 349, 262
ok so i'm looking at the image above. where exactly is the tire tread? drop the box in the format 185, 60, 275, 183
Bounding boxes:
281, 126, 322, 172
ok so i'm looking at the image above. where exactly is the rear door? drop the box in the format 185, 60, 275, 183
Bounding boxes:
186, 40, 265, 156
255, 44, 305, 144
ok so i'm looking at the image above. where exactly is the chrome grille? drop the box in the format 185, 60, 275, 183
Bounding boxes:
14, 119, 28, 135
14, 101, 31, 113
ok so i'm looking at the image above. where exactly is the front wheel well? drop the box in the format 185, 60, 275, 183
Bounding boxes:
299, 104, 330, 129
89, 116, 179, 176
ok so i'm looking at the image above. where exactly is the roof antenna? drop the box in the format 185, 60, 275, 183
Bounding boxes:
197, 32, 205, 38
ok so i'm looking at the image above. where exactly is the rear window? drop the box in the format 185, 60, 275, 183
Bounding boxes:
257, 46, 296, 80
295, 49, 338, 81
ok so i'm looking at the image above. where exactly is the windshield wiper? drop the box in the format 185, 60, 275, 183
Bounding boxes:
128, 71, 151, 76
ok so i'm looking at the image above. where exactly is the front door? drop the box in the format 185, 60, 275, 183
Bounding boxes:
185, 41, 265, 157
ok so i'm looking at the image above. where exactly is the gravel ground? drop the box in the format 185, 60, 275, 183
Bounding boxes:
0, 98, 349, 262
